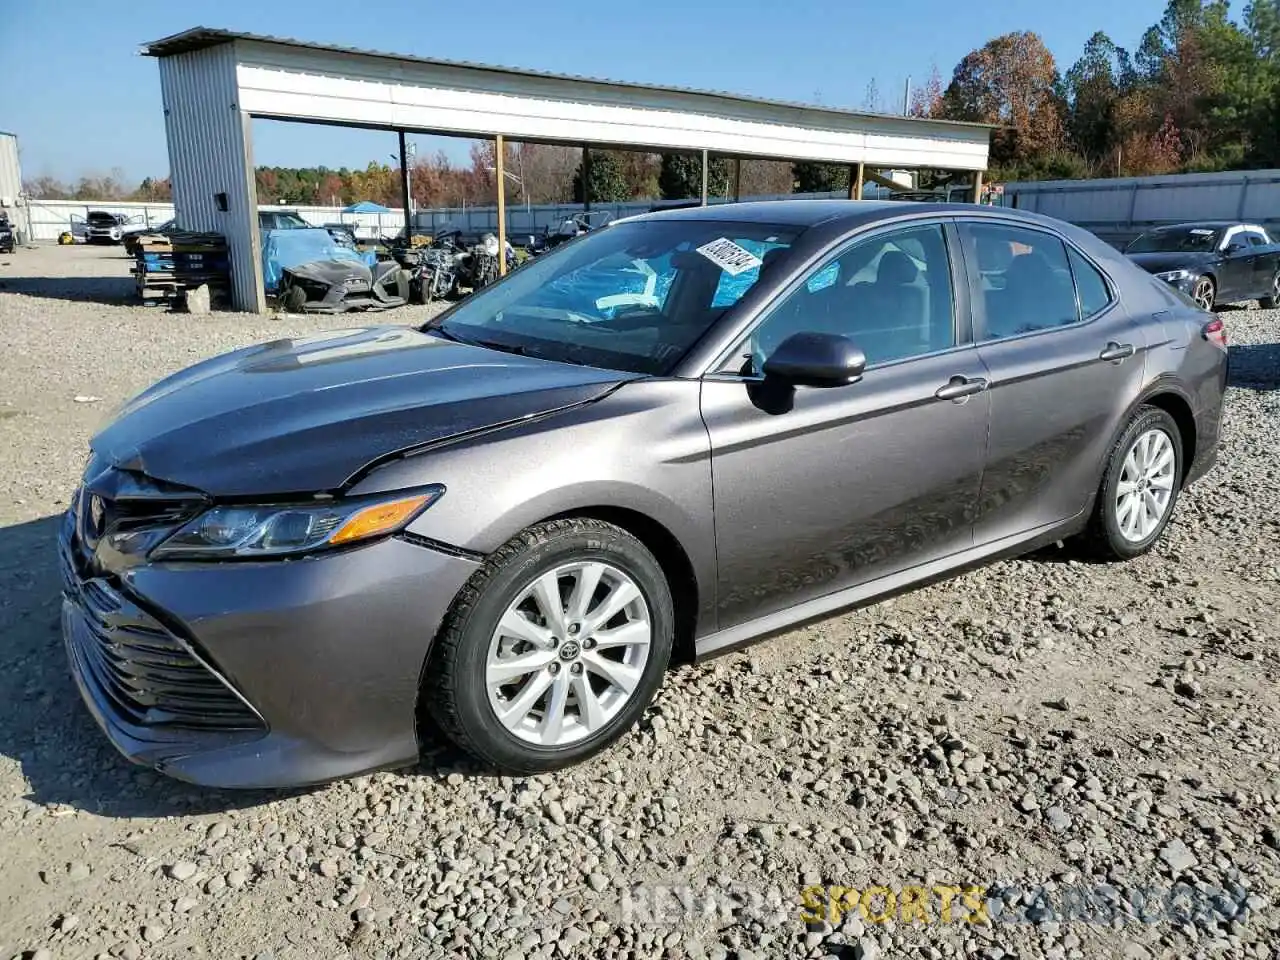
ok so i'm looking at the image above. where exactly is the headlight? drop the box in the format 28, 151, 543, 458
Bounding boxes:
151, 487, 443, 559
1156, 269, 1193, 282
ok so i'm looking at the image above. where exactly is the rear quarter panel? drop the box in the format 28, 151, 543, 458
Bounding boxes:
1082, 229, 1227, 480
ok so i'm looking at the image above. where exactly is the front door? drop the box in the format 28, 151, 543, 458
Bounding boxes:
957, 219, 1147, 545
701, 220, 990, 630
1216, 226, 1263, 300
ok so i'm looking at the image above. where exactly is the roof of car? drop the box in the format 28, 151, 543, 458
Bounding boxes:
1145, 221, 1243, 230
634, 199, 1040, 229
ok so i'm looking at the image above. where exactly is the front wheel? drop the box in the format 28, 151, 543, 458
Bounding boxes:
280, 280, 307, 313
424, 519, 673, 773
1191, 275, 1216, 311
1079, 406, 1183, 561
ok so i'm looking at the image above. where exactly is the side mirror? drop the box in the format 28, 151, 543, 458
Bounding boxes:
762, 332, 866, 388
1226, 241, 1248, 255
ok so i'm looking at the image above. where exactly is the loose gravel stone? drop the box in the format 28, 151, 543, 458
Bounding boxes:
168, 861, 198, 882
2, 247, 1279, 960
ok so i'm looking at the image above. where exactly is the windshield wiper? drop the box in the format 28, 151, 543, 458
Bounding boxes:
468, 336, 530, 357
427, 324, 476, 345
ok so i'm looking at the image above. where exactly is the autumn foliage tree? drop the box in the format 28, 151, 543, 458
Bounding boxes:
940, 31, 1066, 172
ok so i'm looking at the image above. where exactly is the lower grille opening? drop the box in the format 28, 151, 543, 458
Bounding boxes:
66, 576, 263, 732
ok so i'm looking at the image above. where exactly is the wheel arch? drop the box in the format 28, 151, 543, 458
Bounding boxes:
1138, 387, 1198, 482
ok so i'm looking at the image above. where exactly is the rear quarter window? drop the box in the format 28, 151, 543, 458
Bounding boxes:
1067, 247, 1113, 319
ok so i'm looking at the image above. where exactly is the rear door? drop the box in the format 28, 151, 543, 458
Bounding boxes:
959, 219, 1147, 546
1242, 229, 1275, 297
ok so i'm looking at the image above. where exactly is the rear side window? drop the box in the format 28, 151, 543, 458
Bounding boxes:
1245, 231, 1269, 247
1067, 247, 1112, 319
963, 222, 1078, 339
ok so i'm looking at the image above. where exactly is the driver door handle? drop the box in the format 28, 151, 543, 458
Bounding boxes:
1099, 341, 1136, 362
935, 375, 989, 401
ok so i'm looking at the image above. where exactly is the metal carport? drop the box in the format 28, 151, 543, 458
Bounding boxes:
144, 27, 992, 313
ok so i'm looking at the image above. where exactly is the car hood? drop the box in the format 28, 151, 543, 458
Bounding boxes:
1125, 251, 1215, 274
285, 259, 371, 283
92, 326, 634, 497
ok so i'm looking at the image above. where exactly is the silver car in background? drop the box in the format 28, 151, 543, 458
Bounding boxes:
60, 201, 1227, 787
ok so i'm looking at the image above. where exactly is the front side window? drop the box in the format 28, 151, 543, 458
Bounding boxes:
964, 222, 1078, 339
736, 222, 956, 371
433, 219, 797, 375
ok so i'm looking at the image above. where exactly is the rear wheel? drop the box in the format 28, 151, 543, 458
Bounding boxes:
1191, 275, 1216, 311
424, 519, 673, 773
1259, 271, 1280, 310
1079, 406, 1183, 561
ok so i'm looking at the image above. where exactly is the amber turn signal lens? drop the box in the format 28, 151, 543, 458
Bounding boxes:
328, 494, 434, 545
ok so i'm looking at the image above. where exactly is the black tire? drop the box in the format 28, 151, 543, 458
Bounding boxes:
1191, 275, 1216, 311
1079, 405, 1183, 561
281, 281, 307, 314
1259, 271, 1280, 310
424, 518, 674, 773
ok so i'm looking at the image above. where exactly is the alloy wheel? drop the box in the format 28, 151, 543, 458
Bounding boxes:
1192, 277, 1214, 310
485, 561, 652, 747
1114, 428, 1177, 543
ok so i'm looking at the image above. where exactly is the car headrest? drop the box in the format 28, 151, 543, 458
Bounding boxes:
877, 250, 919, 285
1005, 252, 1055, 288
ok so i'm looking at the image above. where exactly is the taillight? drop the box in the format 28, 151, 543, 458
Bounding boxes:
1202, 318, 1227, 348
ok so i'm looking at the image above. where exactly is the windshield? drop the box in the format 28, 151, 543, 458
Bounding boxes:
430, 219, 797, 375
1127, 227, 1222, 254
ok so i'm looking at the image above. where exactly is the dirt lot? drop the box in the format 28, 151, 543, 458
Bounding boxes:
1, 244, 1279, 960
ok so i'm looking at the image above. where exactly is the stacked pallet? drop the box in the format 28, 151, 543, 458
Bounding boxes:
132, 232, 230, 305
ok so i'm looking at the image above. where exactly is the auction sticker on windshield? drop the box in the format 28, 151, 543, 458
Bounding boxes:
697, 237, 764, 276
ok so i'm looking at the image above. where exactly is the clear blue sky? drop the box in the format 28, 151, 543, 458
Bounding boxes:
2, 0, 1169, 184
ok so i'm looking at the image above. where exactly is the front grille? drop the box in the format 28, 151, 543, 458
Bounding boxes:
64, 569, 262, 732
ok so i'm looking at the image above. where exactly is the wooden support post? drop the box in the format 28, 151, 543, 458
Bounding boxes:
582, 146, 592, 211
850, 162, 864, 200
701, 149, 709, 206
973, 169, 984, 204
732, 157, 742, 202
495, 135, 507, 277
398, 131, 412, 239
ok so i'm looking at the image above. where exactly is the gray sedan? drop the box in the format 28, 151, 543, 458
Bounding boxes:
60, 201, 1227, 786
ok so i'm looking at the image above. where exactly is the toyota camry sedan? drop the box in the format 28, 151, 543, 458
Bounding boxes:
60, 201, 1227, 787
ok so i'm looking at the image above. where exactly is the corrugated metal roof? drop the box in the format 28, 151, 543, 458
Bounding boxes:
143, 27, 994, 131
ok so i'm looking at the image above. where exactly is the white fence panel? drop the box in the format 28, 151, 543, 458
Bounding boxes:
1006, 170, 1280, 246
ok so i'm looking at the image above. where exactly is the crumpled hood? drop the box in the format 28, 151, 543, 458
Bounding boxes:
92, 326, 632, 496
1125, 251, 1214, 275
285, 259, 371, 283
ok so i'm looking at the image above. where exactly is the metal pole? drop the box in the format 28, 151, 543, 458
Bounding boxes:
496, 135, 508, 277
582, 146, 592, 212
732, 158, 742, 202
973, 169, 984, 204
398, 131, 411, 240
700, 149, 709, 206
903, 77, 911, 115
852, 162, 865, 200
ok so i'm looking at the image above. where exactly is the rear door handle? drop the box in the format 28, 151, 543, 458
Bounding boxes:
1099, 342, 1135, 362
935, 375, 989, 401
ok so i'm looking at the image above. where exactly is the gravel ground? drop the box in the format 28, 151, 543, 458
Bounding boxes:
1, 245, 1279, 960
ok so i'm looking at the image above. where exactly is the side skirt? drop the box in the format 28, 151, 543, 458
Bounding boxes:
693, 516, 1084, 661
